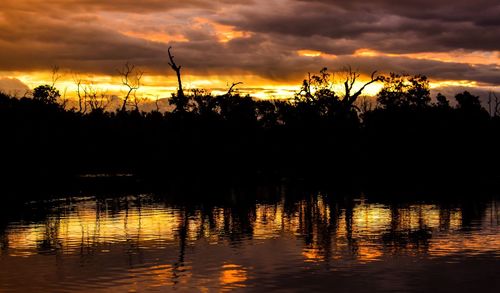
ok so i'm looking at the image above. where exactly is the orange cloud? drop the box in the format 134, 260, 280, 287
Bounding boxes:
121, 31, 189, 43
193, 17, 254, 43
354, 48, 500, 66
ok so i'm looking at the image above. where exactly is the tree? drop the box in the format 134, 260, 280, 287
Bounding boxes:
455, 91, 482, 112
118, 62, 143, 112
167, 47, 189, 114
339, 66, 381, 109
74, 77, 110, 113
487, 91, 500, 117
377, 73, 430, 109
453, 91, 489, 122
74, 77, 87, 113
168, 46, 184, 98
292, 67, 380, 124
190, 88, 217, 118
32, 85, 60, 105
296, 67, 380, 107
435, 93, 450, 108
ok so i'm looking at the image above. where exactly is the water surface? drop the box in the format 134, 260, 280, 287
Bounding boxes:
0, 190, 498, 292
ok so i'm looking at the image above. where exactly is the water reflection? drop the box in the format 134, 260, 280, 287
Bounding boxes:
220, 264, 248, 290
0, 191, 498, 292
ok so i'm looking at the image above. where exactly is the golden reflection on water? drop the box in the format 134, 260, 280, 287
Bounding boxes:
0, 195, 498, 291
219, 264, 248, 290
2, 198, 499, 258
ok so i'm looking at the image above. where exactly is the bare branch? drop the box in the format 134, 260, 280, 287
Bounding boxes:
346, 70, 381, 106
226, 81, 243, 95
73, 75, 87, 113
154, 95, 160, 112
51, 66, 62, 88
118, 62, 143, 112
490, 91, 500, 117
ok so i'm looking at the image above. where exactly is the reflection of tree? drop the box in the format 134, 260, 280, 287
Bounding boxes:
1, 190, 497, 274
123, 197, 145, 266
460, 200, 488, 228
382, 204, 432, 253
343, 197, 358, 256
0, 234, 7, 254
295, 194, 342, 263
37, 214, 62, 254
172, 208, 188, 286
439, 204, 451, 231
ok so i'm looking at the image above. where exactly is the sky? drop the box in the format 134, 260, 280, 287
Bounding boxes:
0, 0, 499, 100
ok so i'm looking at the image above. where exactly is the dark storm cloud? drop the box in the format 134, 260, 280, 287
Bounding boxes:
0, 0, 499, 87
300, 0, 500, 23
220, 0, 500, 53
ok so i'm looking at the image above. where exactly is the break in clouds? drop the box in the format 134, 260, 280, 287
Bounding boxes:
0, 0, 499, 88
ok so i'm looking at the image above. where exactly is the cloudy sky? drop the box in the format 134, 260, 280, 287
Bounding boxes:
0, 0, 499, 98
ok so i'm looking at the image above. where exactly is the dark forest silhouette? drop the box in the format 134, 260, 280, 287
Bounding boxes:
1, 49, 500, 193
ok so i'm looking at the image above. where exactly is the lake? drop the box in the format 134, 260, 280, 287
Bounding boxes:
0, 186, 498, 292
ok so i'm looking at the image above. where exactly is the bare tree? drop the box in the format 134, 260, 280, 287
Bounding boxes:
297, 71, 324, 102
226, 81, 243, 96
296, 67, 380, 110
339, 66, 381, 107
154, 95, 160, 112
60, 87, 69, 110
74, 76, 87, 113
131, 91, 146, 112
118, 62, 143, 112
48, 65, 65, 107
168, 47, 184, 98
74, 75, 110, 113
488, 91, 500, 117
50, 66, 62, 88
85, 84, 110, 112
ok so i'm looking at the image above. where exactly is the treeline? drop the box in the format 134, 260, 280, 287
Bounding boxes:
1, 67, 500, 190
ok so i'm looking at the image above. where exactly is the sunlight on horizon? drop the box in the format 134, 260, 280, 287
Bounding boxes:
2, 63, 498, 103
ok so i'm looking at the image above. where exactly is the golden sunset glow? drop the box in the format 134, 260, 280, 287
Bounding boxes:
297, 50, 323, 57
121, 31, 190, 43
5, 66, 495, 106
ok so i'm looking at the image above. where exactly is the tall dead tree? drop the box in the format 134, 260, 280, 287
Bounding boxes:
74, 76, 87, 113
340, 66, 381, 107
50, 66, 62, 88
73, 75, 110, 113
168, 47, 184, 98
488, 91, 500, 117
118, 62, 143, 112
85, 85, 110, 112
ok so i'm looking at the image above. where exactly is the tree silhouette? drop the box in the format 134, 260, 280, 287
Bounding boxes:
118, 62, 143, 112
377, 73, 430, 109
455, 91, 482, 112
32, 85, 60, 105
168, 47, 189, 114
291, 67, 380, 126
435, 93, 450, 108
339, 66, 381, 109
